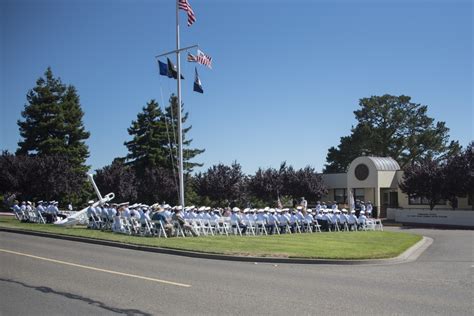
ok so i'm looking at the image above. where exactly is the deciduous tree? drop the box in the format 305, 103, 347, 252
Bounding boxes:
94, 159, 137, 203
324, 95, 460, 173
400, 157, 445, 210
195, 162, 246, 206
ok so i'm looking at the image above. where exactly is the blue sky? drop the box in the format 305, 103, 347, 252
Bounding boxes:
1, 0, 472, 175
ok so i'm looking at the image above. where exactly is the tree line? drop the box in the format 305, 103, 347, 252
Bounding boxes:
1, 68, 472, 209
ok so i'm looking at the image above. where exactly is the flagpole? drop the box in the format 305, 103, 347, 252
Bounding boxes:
176, 0, 185, 208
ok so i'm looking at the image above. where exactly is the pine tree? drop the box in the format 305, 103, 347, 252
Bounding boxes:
324, 94, 460, 173
124, 100, 169, 173
125, 96, 204, 174
163, 95, 204, 173
16, 67, 90, 174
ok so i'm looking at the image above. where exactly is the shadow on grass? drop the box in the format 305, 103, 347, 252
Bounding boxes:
0, 278, 153, 316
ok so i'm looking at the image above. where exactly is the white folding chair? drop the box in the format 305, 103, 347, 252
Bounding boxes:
255, 220, 268, 235
374, 219, 384, 231
201, 219, 216, 236
172, 220, 186, 237
230, 219, 243, 236
243, 220, 256, 236
364, 220, 376, 231
313, 220, 322, 233
153, 220, 168, 238
216, 218, 230, 236
294, 220, 302, 234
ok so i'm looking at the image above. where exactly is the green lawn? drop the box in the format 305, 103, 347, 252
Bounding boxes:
0, 216, 421, 259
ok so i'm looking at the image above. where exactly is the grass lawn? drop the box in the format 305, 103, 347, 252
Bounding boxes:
0, 216, 422, 259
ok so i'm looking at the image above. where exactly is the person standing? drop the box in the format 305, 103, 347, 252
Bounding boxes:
301, 197, 308, 210
366, 201, 373, 218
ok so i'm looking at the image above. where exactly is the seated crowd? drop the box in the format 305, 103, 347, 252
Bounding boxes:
83, 200, 381, 238
11, 198, 381, 237
11, 200, 68, 224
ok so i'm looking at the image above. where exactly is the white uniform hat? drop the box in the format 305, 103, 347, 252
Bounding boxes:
88, 200, 94, 205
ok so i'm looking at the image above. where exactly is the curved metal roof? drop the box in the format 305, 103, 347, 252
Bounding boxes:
367, 157, 400, 171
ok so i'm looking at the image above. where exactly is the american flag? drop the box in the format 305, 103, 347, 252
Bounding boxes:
187, 52, 198, 62
197, 49, 212, 68
178, 0, 196, 27
187, 50, 213, 69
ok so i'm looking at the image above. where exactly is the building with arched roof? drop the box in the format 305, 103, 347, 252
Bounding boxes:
321, 156, 472, 220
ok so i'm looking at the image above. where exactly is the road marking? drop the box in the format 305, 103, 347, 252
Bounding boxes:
0, 248, 191, 288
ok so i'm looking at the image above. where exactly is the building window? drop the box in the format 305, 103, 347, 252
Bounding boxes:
334, 189, 346, 204
354, 188, 365, 202
408, 196, 446, 205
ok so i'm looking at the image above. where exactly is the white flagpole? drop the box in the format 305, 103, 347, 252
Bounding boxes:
176, 0, 185, 208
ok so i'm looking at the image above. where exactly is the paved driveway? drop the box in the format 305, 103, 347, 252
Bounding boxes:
0, 227, 472, 315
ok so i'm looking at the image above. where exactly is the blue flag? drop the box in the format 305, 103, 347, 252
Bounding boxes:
158, 59, 184, 79
193, 67, 203, 93
158, 60, 171, 77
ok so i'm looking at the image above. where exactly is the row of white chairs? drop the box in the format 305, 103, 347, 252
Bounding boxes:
181, 217, 383, 237
88, 215, 169, 238
13, 208, 46, 224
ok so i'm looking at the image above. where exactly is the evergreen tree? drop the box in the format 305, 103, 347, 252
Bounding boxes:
124, 100, 169, 173
17, 67, 90, 174
125, 96, 204, 174
324, 94, 460, 173
162, 95, 205, 173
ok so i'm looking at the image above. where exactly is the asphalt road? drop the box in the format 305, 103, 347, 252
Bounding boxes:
0, 228, 472, 315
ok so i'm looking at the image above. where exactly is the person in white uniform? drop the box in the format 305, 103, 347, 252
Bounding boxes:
358, 211, 367, 229
347, 210, 358, 231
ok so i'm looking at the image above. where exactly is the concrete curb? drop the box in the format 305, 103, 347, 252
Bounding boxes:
0, 227, 431, 265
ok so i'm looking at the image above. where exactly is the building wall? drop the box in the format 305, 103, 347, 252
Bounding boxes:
322, 157, 473, 214
377, 171, 398, 188
397, 187, 472, 210
389, 208, 474, 227
321, 173, 347, 188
